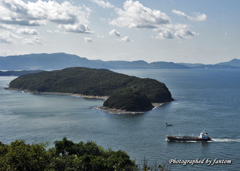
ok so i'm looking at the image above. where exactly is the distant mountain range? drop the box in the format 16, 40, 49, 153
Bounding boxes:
0, 53, 239, 70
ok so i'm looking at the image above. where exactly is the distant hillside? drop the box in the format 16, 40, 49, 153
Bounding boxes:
1, 53, 239, 70
179, 62, 240, 69
150, 62, 189, 69
0, 53, 107, 70
191, 64, 240, 69
0, 53, 189, 70
99, 60, 151, 69
8, 67, 173, 103
217, 58, 240, 67
178, 63, 205, 68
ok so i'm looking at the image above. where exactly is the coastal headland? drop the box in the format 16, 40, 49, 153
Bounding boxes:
7, 67, 173, 112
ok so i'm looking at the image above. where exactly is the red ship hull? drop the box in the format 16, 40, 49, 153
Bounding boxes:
167, 136, 211, 142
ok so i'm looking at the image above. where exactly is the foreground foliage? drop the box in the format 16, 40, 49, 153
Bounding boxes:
0, 138, 170, 171
0, 138, 136, 171
0, 141, 50, 170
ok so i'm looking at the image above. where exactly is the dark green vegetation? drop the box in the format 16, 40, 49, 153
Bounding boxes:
103, 88, 154, 111
0, 138, 135, 171
1, 53, 239, 70
0, 138, 170, 171
9, 67, 173, 103
0, 70, 43, 76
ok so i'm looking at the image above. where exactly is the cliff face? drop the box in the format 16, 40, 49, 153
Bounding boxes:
9, 67, 173, 103
103, 88, 153, 111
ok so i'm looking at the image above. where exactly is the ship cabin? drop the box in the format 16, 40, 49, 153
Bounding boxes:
199, 132, 209, 139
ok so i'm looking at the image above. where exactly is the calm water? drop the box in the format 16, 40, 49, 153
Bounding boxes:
0, 69, 240, 170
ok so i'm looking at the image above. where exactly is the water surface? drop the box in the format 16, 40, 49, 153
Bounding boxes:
0, 69, 239, 170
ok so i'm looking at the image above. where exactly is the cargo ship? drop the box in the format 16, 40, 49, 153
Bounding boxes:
166, 132, 211, 142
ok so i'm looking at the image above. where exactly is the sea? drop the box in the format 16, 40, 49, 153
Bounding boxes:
0, 69, 240, 171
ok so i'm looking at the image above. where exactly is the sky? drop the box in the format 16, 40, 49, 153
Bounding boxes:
0, 0, 239, 64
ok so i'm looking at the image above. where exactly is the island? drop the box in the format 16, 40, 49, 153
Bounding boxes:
103, 88, 154, 112
7, 67, 173, 112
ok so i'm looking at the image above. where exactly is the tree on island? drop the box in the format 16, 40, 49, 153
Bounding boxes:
103, 88, 154, 111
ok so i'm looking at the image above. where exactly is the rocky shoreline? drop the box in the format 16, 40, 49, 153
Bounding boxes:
4, 87, 109, 100
5, 87, 166, 114
97, 102, 164, 114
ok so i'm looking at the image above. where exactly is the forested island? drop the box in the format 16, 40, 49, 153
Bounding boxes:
103, 88, 154, 112
7, 67, 173, 112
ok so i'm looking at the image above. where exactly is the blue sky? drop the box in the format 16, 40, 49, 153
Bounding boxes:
0, 0, 239, 64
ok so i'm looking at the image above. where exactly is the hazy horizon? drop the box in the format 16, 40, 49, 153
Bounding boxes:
0, 51, 237, 65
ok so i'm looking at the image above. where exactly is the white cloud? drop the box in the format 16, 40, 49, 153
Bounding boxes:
0, 23, 16, 30
84, 37, 93, 43
92, 0, 114, 8
174, 28, 199, 39
58, 23, 92, 33
97, 34, 104, 38
0, 31, 20, 44
0, 18, 48, 26
0, 0, 92, 33
46, 1, 90, 24
22, 36, 44, 45
172, 10, 207, 21
0, 36, 14, 44
153, 23, 187, 32
108, 1, 200, 40
120, 36, 131, 42
17, 28, 39, 35
109, 29, 121, 37
0, 49, 30, 56
9, 32, 22, 39
109, 29, 132, 42
154, 28, 174, 39
110, 0, 170, 28
153, 24, 199, 39
100, 18, 106, 21
170, 24, 188, 30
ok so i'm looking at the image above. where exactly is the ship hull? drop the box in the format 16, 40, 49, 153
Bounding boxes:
167, 136, 211, 142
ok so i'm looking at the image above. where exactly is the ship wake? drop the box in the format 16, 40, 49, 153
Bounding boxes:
165, 139, 210, 143
212, 138, 240, 142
